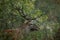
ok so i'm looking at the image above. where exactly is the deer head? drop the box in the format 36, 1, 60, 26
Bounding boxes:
15, 6, 40, 31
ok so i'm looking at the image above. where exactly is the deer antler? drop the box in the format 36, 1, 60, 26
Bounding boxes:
15, 6, 36, 20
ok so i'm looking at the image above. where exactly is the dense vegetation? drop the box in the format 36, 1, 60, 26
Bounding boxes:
0, 0, 60, 40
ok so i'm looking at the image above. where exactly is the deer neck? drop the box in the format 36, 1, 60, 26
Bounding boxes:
21, 20, 30, 29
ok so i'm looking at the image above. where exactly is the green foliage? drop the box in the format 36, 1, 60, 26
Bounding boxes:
0, 0, 60, 40
23, 29, 49, 40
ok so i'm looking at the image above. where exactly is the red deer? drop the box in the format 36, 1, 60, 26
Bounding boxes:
3, 7, 40, 40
